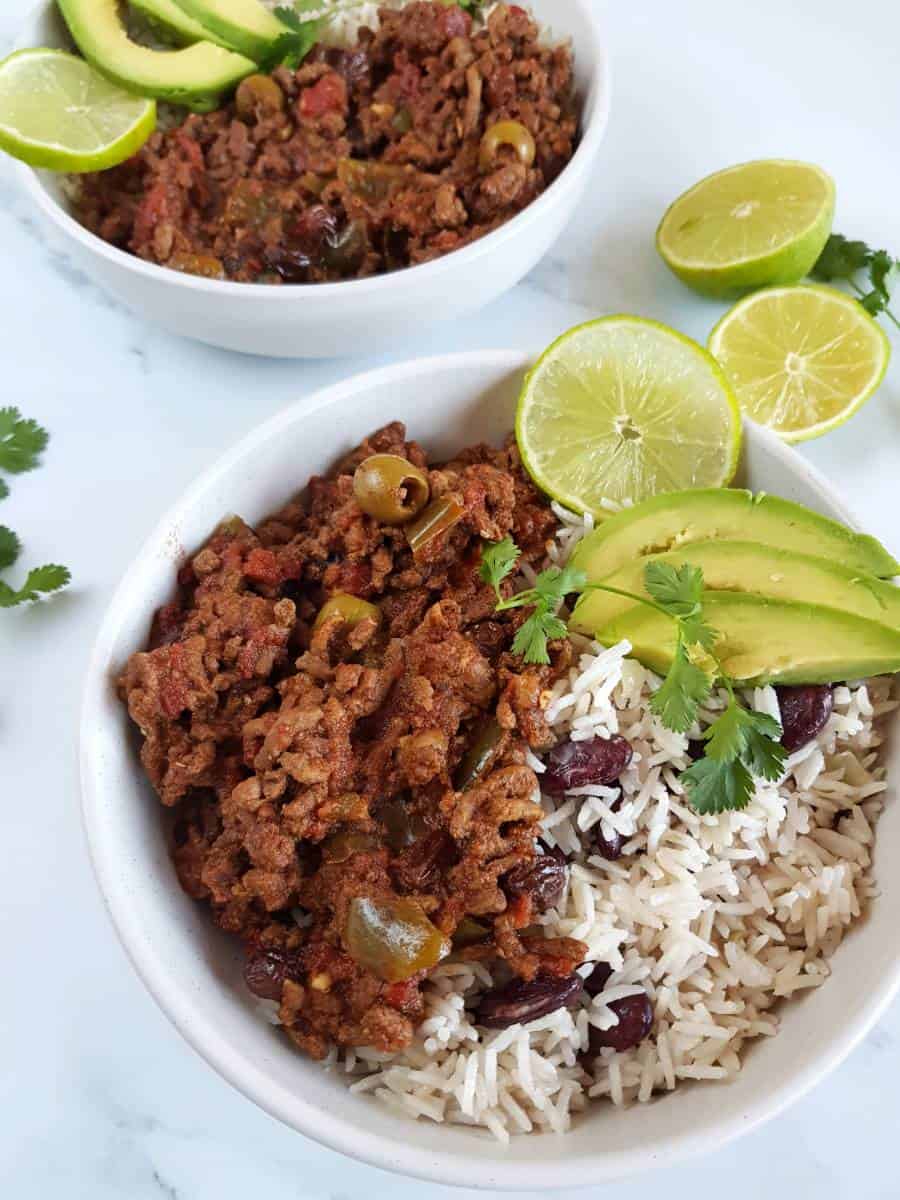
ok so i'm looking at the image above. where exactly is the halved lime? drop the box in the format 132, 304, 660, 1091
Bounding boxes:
657, 160, 835, 297
516, 317, 742, 515
708, 284, 890, 443
0, 49, 156, 172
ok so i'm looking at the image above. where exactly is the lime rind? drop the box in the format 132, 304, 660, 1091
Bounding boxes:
708, 284, 891, 444
516, 316, 743, 517
0, 48, 156, 172
657, 159, 836, 298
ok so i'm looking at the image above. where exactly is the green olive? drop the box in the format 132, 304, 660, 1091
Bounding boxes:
479, 119, 536, 173
235, 74, 285, 121
353, 454, 430, 524
313, 592, 381, 631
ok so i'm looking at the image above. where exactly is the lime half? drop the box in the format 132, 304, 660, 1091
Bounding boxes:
0, 49, 156, 172
709, 284, 890, 443
516, 317, 742, 515
657, 160, 835, 297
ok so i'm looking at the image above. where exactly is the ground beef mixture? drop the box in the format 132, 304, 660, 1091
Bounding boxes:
120, 422, 587, 1059
76, 3, 577, 283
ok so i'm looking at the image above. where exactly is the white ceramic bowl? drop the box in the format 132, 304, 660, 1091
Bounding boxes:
81, 351, 900, 1188
15, 2, 608, 359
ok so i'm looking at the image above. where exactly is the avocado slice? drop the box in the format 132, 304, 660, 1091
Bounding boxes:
570, 489, 899, 583
58, 0, 256, 110
598, 592, 900, 686
572, 540, 900, 634
170, 0, 287, 61
129, 0, 231, 48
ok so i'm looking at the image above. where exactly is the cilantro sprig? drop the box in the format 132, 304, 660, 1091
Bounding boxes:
480, 539, 585, 665
259, 4, 327, 72
0, 408, 70, 610
812, 234, 900, 332
479, 538, 786, 813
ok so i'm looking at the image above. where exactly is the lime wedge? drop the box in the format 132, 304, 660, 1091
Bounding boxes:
657, 160, 835, 297
0, 49, 156, 172
516, 317, 742, 515
708, 284, 891, 443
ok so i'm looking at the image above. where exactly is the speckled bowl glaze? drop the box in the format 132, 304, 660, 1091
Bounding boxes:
15, 1, 609, 358
80, 351, 900, 1188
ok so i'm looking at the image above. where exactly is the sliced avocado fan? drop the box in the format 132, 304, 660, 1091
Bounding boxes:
170, 0, 288, 61
58, 0, 255, 110
570, 489, 899, 583
572, 540, 900, 634
599, 593, 900, 686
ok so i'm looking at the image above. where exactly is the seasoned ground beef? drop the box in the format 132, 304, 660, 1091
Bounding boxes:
75, 3, 577, 283
120, 422, 586, 1058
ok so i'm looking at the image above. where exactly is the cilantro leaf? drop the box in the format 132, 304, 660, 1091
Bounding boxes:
811, 234, 871, 282
0, 525, 21, 570
649, 637, 712, 733
479, 536, 520, 600
859, 249, 898, 317
0, 563, 70, 608
0, 407, 49, 475
682, 755, 754, 814
644, 560, 703, 615
643, 560, 716, 649
811, 234, 900, 332
534, 562, 587, 607
512, 608, 562, 664
259, 6, 325, 70
703, 694, 754, 762
679, 608, 718, 651
741, 711, 786, 781
275, 1, 323, 29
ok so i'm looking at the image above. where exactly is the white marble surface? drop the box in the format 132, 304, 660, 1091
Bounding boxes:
2, 0, 900, 1195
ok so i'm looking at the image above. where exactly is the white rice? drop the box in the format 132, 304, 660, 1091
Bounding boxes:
304, 505, 896, 1139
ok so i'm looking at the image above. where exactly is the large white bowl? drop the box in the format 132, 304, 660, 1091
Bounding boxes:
16, 2, 608, 358
81, 351, 900, 1188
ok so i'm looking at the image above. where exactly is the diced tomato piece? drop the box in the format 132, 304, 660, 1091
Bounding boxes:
299, 72, 346, 119
132, 182, 170, 243
507, 892, 532, 929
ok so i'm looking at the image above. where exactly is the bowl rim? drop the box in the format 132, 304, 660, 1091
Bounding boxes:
16, 0, 610, 301
80, 349, 900, 1188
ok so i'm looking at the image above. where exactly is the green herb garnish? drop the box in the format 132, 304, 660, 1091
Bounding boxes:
682, 692, 785, 814
479, 539, 786, 813
0, 405, 49, 498
0, 408, 70, 609
480, 541, 586, 666
812, 233, 900, 332
260, 4, 327, 72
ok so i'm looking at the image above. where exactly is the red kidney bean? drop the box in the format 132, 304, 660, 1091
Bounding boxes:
243, 946, 303, 1001
588, 992, 654, 1054
582, 962, 613, 997
776, 685, 834, 752
543, 735, 633, 795
592, 788, 625, 861
476, 971, 582, 1029
502, 853, 567, 913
